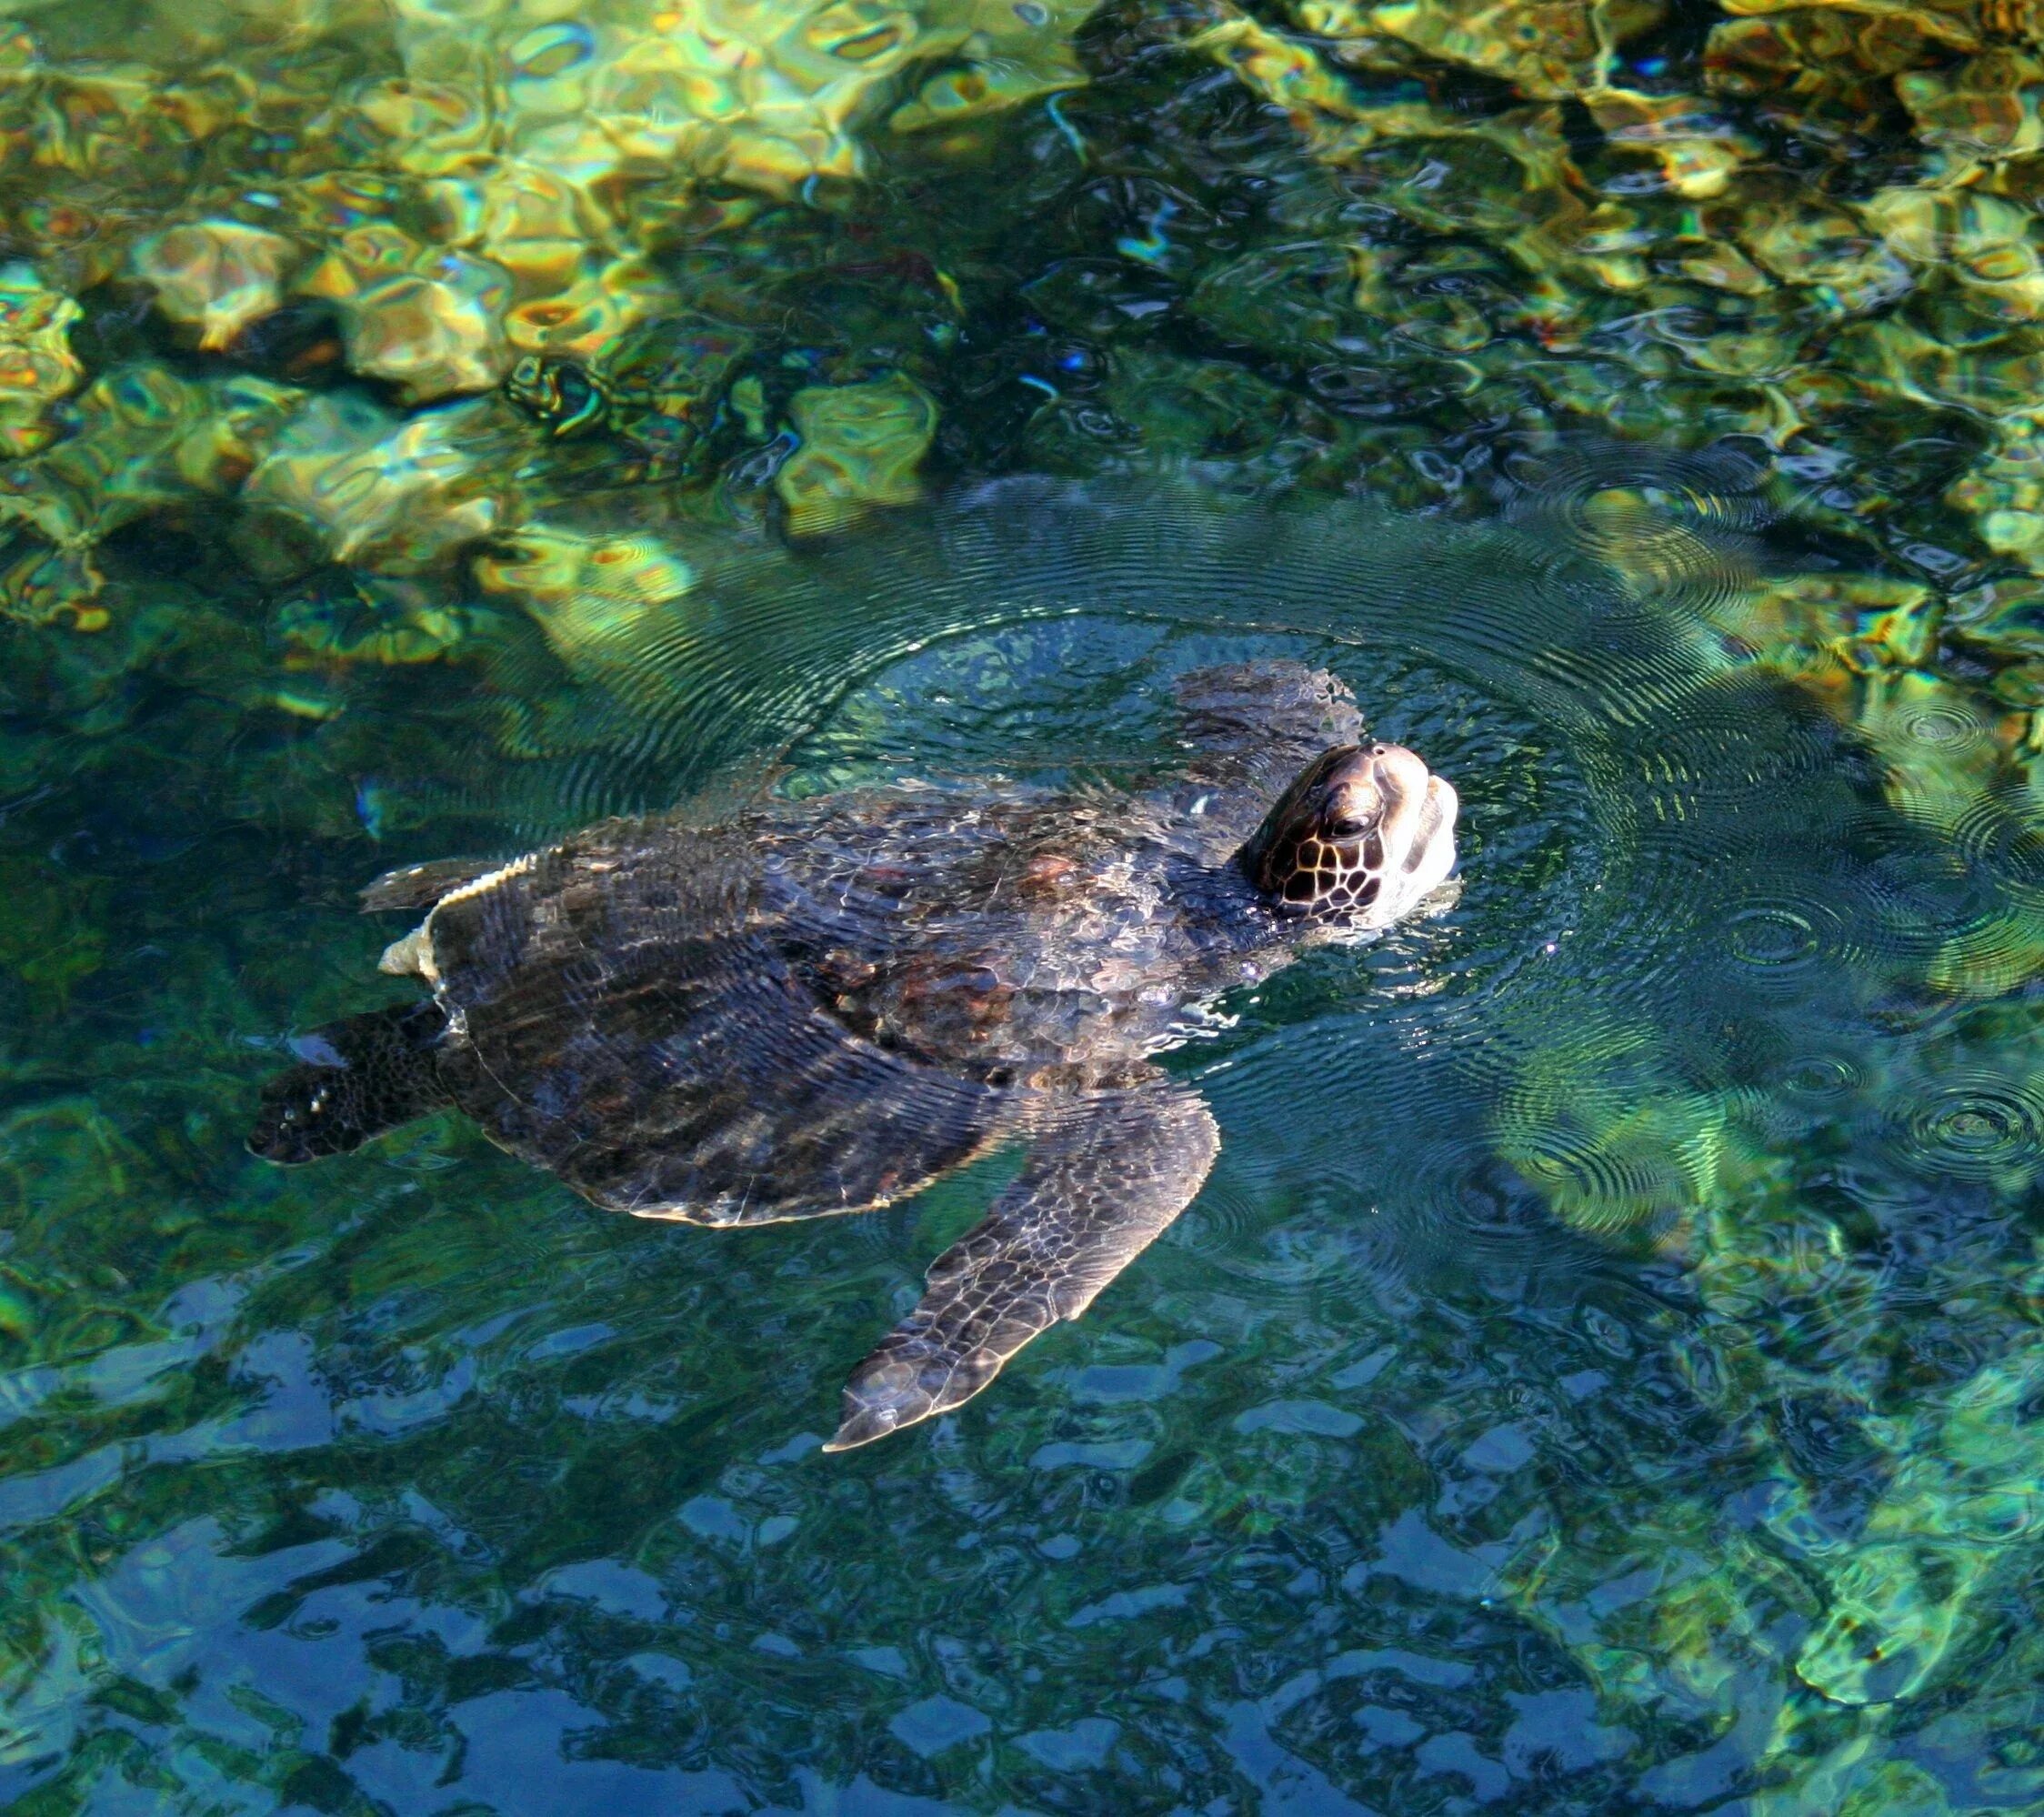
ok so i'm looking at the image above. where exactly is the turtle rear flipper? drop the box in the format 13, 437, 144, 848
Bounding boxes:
248, 1000, 452, 1162
826, 1084, 1219, 1451
358, 855, 516, 913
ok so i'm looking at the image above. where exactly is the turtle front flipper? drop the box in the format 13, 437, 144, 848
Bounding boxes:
248, 1000, 453, 1162
826, 1085, 1220, 1451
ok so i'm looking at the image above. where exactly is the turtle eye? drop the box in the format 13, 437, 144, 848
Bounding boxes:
1326, 815, 1369, 840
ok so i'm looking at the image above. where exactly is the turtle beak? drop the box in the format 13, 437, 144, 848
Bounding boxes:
1372, 746, 1458, 909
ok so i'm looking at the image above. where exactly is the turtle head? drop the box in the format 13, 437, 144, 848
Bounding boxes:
1236, 742, 1458, 925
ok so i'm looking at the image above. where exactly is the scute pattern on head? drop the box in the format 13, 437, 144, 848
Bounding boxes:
1279, 829, 1384, 913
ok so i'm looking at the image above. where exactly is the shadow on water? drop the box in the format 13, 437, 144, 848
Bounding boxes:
5, 467, 2043, 1811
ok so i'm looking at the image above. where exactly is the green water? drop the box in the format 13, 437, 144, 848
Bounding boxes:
5, 0, 2044, 1811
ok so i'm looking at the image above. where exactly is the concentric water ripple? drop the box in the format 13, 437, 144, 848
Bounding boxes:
1893, 698, 1992, 756
1498, 437, 1772, 617
1945, 785, 2044, 891
1722, 899, 1839, 976
1781, 1053, 1865, 1101
1889, 1071, 2044, 1181
1857, 838, 2010, 961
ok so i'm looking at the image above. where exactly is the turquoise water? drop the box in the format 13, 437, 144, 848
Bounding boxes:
5, 0, 2044, 1812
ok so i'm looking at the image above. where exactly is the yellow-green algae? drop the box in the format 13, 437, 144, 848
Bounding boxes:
0, 263, 83, 457
474, 522, 696, 667
0, 0, 1090, 397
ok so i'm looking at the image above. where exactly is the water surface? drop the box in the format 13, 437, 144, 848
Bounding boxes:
4, 2, 2044, 1812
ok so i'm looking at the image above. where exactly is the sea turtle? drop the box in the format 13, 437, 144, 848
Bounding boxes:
249, 662, 1458, 1450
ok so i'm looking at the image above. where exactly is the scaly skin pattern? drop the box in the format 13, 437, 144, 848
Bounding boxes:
395, 782, 1292, 1223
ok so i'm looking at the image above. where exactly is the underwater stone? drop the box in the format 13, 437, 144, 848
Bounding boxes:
1707, 575, 2019, 878
422, 159, 598, 294
1193, 17, 1374, 158
1798, 1349, 2044, 1704
777, 372, 937, 535
343, 73, 492, 176
0, 264, 83, 457
1518, 196, 1656, 295
487, 0, 1066, 200
1584, 89, 1758, 199
1705, 571, 1930, 671
888, 0, 1094, 132
0, 0, 1103, 460
1797, 1540, 1989, 1704
1948, 418, 2044, 561
1368, 0, 1663, 97
1898, 50, 2044, 163
598, 315, 749, 456
1494, 1019, 1733, 1233
1197, 0, 2044, 768
1841, 315, 2044, 415
1705, 8, 1943, 105
505, 354, 612, 437
473, 523, 696, 670
276, 573, 476, 665
1863, 186, 2044, 322
1859, 667, 2005, 824
1738, 195, 1914, 313
1668, 236, 1776, 296
331, 263, 512, 402
1715, 0, 1988, 53
132, 221, 299, 352
504, 256, 676, 366
242, 391, 516, 573
1949, 574, 2044, 658
0, 363, 302, 625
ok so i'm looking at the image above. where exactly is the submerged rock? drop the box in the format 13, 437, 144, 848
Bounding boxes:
0, 363, 301, 626
1798, 1349, 2044, 1705
241, 391, 519, 574
132, 222, 299, 353
473, 524, 697, 671
0, 265, 83, 459
777, 372, 938, 535
0, 0, 1093, 407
